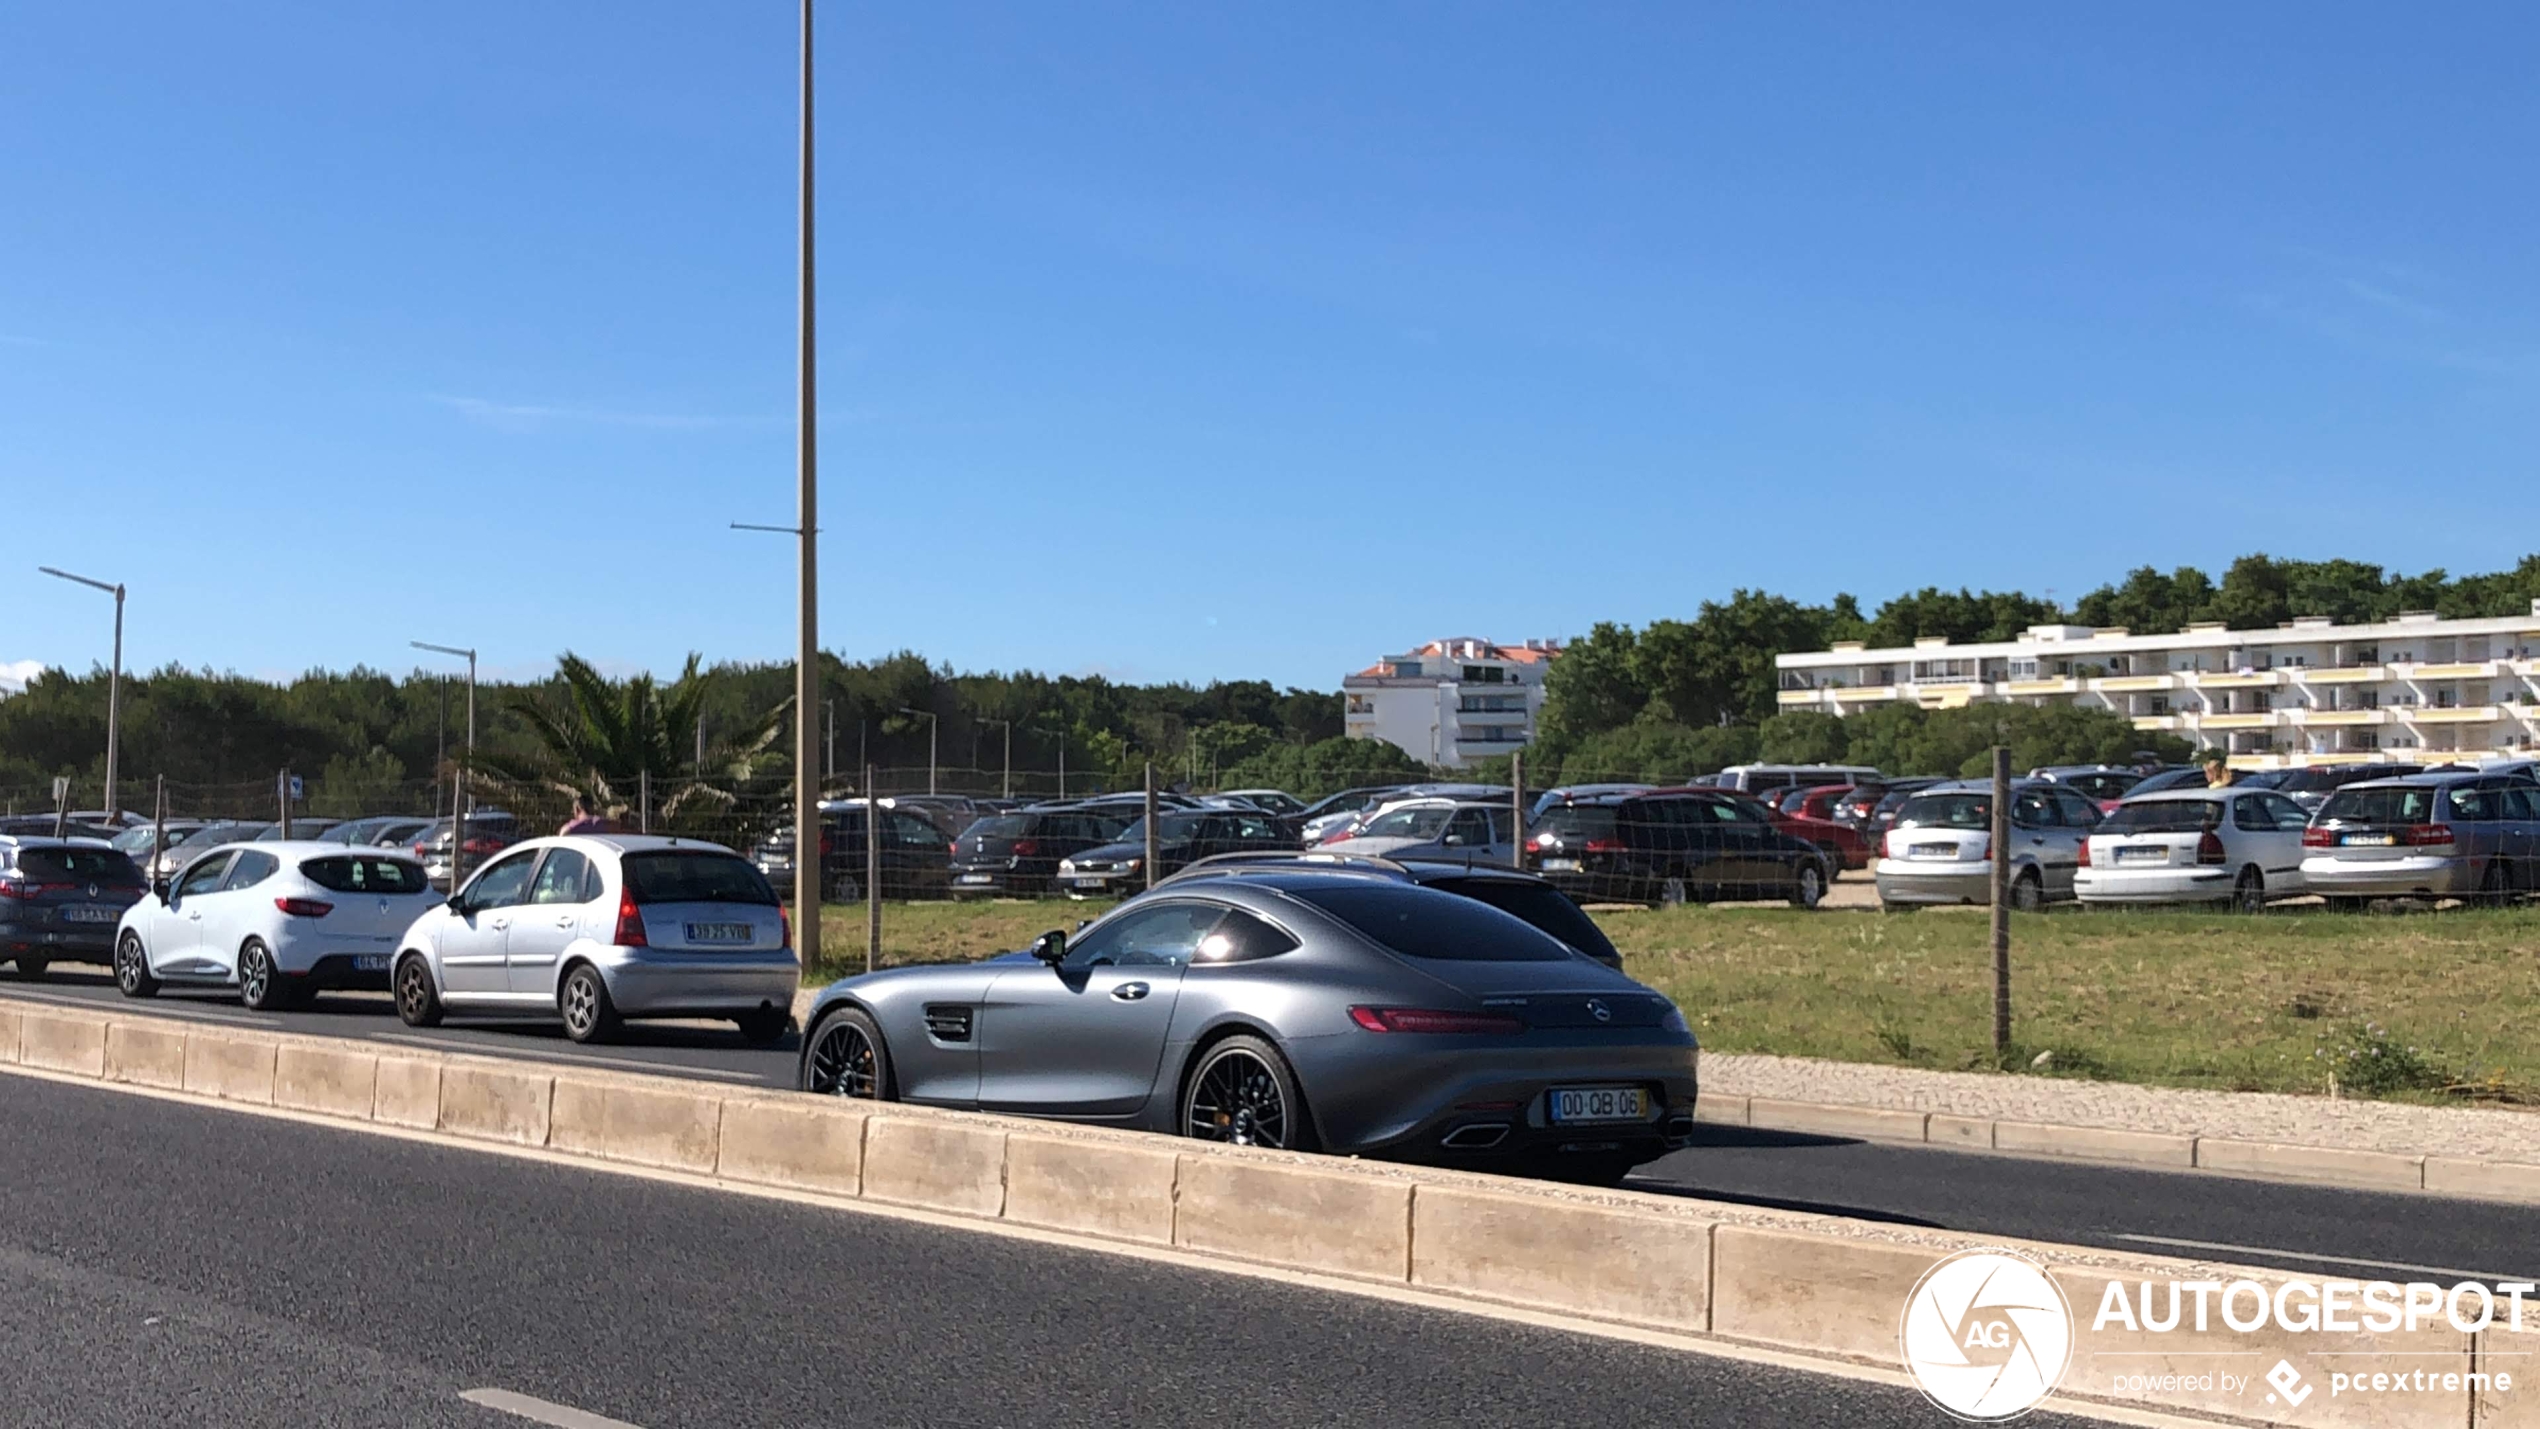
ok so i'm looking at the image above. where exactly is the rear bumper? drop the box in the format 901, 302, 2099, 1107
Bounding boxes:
2074, 867, 2233, 903
2298, 855, 2470, 898
0, 921, 116, 960
1873, 860, 1993, 905
949, 863, 1050, 896
1535, 866, 1648, 904
590, 945, 802, 1018
1286, 1030, 1701, 1163
282, 952, 393, 992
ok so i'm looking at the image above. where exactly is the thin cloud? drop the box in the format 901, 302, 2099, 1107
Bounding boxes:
2340, 279, 2447, 323
429, 394, 780, 433
0, 660, 44, 694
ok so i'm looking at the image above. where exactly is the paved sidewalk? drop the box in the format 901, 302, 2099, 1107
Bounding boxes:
1702, 1050, 2540, 1162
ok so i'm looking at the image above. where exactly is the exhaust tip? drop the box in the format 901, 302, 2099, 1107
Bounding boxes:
1440, 1123, 1510, 1150
1662, 1113, 1697, 1145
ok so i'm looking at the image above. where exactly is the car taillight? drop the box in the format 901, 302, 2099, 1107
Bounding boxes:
1348, 1006, 1527, 1035
2077, 840, 2091, 868
613, 888, 648, 947
1011, 839, 1039, 857
779, 905, 792, 950
273, 897, 334, 918
2404, 824, 2455, 847
2196, 831, 2226, 865
2302, 827, 2334, 847
1523, 836, 1542, 854
462, 837, 501, 854
1582, 838, 1623, 854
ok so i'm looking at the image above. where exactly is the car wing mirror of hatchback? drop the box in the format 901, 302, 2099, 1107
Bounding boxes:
151, 878, 171, 902
1029, 929, 1067, 964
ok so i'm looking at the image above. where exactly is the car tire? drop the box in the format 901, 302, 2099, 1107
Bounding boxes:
2478, 860, 2512, 908
237, 939, 294, 1011
2008, 871, 2045, 912
1789, 861, 1825, 910
559, 963, 622, 1044
2232, 867, 2266, 915
1656, 875, 1689, 909
394, 953, 444, 1027
828, 873, 861, 904
800, 1006, 892, 1098
735, 1008, 791, 1047
1182, 1034, 1317, 1152
114, 931, 159, 998
14, 957, 48, 980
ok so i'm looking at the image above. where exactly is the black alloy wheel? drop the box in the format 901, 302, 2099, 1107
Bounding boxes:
1183, 1035, 1310, 1151
803, 1008, 888, 1098
2231, 867, 2266, 915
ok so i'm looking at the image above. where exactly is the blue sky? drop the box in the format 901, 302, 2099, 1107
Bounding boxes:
6, 3, 2537, 693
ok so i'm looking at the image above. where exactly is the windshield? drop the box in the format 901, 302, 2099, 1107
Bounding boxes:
178, 823, 265, 846
14, 847, 145, 885
1361, 805, 1455, 840
2096, 799, 2222, 834
1291, 884, 1567, 961
1533, 805, 1619, 841
110, 826, 156, 853
622, 851, 778, 906
2317, 787, 2440, 825
1116, 813, 1204, 843
1427, 878, 1621, 965
1894, 794, 1990, 831
968, 816, 1032, 841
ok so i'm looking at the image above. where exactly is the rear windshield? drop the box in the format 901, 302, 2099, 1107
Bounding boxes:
2317, 787, 2439, 825
1894, 794, 1990, 831
622, 851, 778, 906
1426, 878, 1621, 964
1362, 805, 1454, 840
298, 856, 430, 894
2096, 800, 2222, 834
1533, 805, 1619, 841
2061, 773, 2139, 802
968, 817, 1032, 840
1117, 813, 1205, 843
1291, 884, 1567, 961
14, 847, 145, 885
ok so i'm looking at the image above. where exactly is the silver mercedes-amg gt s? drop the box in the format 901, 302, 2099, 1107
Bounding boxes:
797, 867, 1699, 1183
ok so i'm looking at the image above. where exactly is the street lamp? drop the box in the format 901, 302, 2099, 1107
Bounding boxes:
412, 640, 477, 886
1034, 714, 1069, 798
38, 567, 125, 819
981, 718, 1013, 799
898, 707, 938, 795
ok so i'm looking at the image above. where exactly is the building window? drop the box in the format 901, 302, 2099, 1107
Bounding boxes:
1462, 665, 1504, 684
1387, 661, 1422, 678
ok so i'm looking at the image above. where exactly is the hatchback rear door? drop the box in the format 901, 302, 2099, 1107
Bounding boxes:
619, 851, 785, 952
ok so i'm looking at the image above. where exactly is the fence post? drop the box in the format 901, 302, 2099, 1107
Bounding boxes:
639, 770, 651, 834
1510, 750, 1526, 871
153, 776, 166, 889
1143, 761, 1158, 892
277, 768, 292, 840
1990, 744, 2012, 1056
865, 761, 881, 975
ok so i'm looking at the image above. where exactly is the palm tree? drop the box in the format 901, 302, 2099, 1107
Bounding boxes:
473, 653, 787, 823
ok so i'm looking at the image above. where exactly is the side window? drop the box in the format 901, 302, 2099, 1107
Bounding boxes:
2232, 796, 2275, 833
2053, 792, 2101, 828
176, 853, 234, 899
1234, 815, 1283, 843
219, 850, 281, 891
2011, 791, 2057, 827
530, 849, 594, 905
2269, 795, 2313, 831
1062, 901, 1227, 971
2506, 788, 2540, 823
2448, 788, 2497, 824
1194, 908, 1299, 964
890, 812, 946, 848
580, 857, 609, 902
1442, 809, 1492, 846
463, 850, 540, 910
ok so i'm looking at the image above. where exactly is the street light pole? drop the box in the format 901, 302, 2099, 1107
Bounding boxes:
412, 640, 477, 883
983, 718, 1012, 799
898, 707, 938, 795
793, 0, 823, 969
38, 567, 125, 819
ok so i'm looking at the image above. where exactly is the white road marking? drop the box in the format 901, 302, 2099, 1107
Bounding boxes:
365, 1031, 767, 1085
461, 1388, 647, 1429
2112, 1234, 2526, 1283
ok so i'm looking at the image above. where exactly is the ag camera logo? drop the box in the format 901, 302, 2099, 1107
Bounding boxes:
1900, 1248, 2075, 1421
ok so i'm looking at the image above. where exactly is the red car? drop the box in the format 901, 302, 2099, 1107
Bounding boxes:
1770, 784, 1874, 870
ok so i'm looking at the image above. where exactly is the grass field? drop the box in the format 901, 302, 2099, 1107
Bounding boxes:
808, 898, 2540, 1103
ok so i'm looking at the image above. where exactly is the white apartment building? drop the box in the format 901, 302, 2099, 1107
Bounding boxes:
1773, 601, 2540, 767
1344, 637, 1561, 770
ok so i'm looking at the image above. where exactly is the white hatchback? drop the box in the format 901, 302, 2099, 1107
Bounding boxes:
115, 842, 444, 1009
393, 834, 799, 1045
2074, 788, 2312, 911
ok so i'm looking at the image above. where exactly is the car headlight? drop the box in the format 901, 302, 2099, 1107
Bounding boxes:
1124, 857, 1142, 872
1057, 859, 1076, 874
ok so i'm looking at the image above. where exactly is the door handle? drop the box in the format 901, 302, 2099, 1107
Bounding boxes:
491, 917, 511, 930
555, 915, 575, 927
1111, 982, 1150, 1001
187, 911, 202, 921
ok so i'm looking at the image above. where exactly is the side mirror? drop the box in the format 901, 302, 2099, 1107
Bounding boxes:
1441, 833, 1468, 847
1029, 929, 1067, 965
151, 878, 170, 902
446, 895, 471, 919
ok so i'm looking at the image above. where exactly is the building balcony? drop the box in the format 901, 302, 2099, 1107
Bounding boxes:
2130, 715, 2183, 731
1777, 689, 1826, 706
2404, 662, 2499, 680
1454, 707, 1530, 723
1831, 685, 1898, 703
2002, 678, 2080, 696
2293, 666, 2387, 684
2090, 675, 2176, 693
2188, 671, 2282, 689
1906, 682, 1985, 708
2294, 708, 2386, 727
2196, 712, 2279, 730
2402, 706, 2500, 725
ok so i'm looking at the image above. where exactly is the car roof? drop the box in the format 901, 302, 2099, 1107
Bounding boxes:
2334, 770, 2497, 791
0, 834, 116, 850
2118, 787, 2237, 803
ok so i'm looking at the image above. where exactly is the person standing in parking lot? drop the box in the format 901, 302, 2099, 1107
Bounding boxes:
558, 795, 611, 836
2203, 757, 2236, 788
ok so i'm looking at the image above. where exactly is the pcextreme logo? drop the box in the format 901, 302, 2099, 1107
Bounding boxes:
1899, 1248, 2076, 1421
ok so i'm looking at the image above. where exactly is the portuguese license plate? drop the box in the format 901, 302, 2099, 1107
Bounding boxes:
64, 905, 120, 924
1069, 877, 1106, 891
1911, 843, 1959, 859
956, 873, 994, 884
2113, 846, 2166, 864
2343, 833, 2397, 847
1540, 857, 1581, 872
1549, 1086, 1648, 1124
685, 922, 754, 944
352, 954, 389, 972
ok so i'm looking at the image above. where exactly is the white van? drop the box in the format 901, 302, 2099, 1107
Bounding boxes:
1709, 764, 1885, 797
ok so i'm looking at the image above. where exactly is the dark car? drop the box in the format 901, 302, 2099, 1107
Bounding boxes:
1057, 810, 1298, 898
2268, 763, 2427, 813
1165, 851, 1626, 970
950, 807, 1136, 896
412, 811, 522, 890
1525, 789, 1832, 908
1834, 777, 1940, 830
2125, 766, 2217, 798
755, 800, 957, 902
0, 838, 149, 976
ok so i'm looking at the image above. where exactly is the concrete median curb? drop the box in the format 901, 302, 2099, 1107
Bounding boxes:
1720, 1091, 2540, 1203
0, 1001, 2512, 1428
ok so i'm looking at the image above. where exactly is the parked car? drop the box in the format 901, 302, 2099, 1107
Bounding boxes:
1832, 778, 1939, 831
109, 819, 207, 873
1770, 784, 1876, 870
755, 800, 956, 902
1162, 851, 1626, 969
2074, 787, 2311, 911
1216, 788, 1306, 817
256, 818, 343, 843
2125, 766, 2221, 798
114, 844, 441, 1008
1296, 786, 1412, 844
1056, 810, 1297, 898
1309, 784, 1514, 848
2029, 765, 2145, 810
314, 815, 439, 848
0, 814, 121, 841
413, 811, 522, 890
950, 807, 1136, 896
796, 868, 1699, 1184
1328, 798, 1516, 865
1, 837, 149, 978
394, 835, 797, 1043
1709, 763, 1883, 797
147, 821, 275, 880
2265, 763, 2427, 813
1526, 789, 1831, 908
2298, 772, 2540, 909
1528, 784, 1654, 819
1873, 780, 2104, 911
888, 795, 986, 839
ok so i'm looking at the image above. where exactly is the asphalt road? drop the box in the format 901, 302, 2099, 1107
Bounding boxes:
10, 969, 2539, 1290
0, 1075, 2086, 1429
